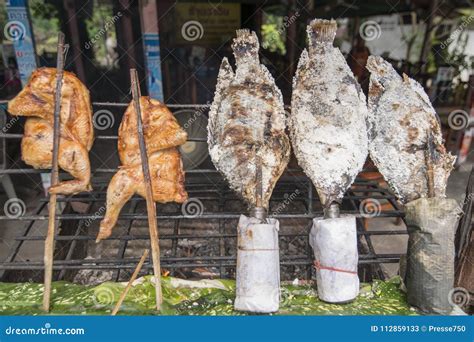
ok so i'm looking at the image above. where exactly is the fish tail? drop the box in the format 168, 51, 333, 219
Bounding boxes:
308, 19, 337, 46
232, 29, 259, 59
236, 29, 251, 39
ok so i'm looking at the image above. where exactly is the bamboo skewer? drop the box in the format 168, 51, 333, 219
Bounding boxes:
43, 32, 68, 312
130, 69, 163, 311
112, 249, 149, 316
425, 128, 435, 198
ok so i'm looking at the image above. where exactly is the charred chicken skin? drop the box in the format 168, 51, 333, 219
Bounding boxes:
97, 97, 188, 242
8, 68, 93, 195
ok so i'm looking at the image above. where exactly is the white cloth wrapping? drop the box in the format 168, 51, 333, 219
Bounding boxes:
234, 215, 280, 313
309, 216, 359, 303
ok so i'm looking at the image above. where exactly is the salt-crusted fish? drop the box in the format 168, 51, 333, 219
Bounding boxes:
208, 29, 290, 209
366, 56, 455, 203
290, 19, 368, 207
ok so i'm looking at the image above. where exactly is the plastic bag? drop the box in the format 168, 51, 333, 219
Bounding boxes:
405, 197, 460, 314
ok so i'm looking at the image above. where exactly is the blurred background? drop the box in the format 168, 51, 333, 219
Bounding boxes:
1, 0, 473, 164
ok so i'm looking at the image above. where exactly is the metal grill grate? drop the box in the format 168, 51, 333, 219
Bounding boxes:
0, 103, 407, 283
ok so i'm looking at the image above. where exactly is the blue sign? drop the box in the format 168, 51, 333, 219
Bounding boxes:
0, 316, 473, 342
143, 33, 164, 101
5, 0, 37, 86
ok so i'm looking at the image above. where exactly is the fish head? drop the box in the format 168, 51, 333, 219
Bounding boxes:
232, 29, 259, 65
366, 56, 401, 87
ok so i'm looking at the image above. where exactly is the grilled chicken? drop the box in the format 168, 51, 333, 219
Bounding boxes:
208, 29, 290, 209
8, 68, 93, 195
290, 19, 368, 207
366, 56, 455, 203
97, 97, 188, 241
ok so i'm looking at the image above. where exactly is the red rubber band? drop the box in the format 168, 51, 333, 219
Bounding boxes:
313, 260, 357, 275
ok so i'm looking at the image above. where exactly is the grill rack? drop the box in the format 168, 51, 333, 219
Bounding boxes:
0, 103, 407, 283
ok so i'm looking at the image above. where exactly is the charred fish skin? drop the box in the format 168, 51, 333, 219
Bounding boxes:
208, 29, 290, 209
366, 56, 455, 203
290, 19, 368, 207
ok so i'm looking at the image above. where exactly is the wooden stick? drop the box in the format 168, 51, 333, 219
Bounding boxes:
112, 249, 149, 316
43, 32, 68, 312
130, 69, 163, 311
255, 154, 262, 208
425, 128, 435, 198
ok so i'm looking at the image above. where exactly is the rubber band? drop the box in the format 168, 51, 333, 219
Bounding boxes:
313, 260, 357, 275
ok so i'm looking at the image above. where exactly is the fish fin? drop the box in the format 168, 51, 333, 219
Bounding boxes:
259, 64, 285, 108
292, 49, 309, 90
208, 57, 234, 151
407, 76, 436, 111
307, 19, 337, 49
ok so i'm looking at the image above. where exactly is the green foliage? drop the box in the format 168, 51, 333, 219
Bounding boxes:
28, 0, 59, 53
84, 0, 117, 68
0, 276, 418, 315
261, 11, 286, 55
430, 14, 474, 79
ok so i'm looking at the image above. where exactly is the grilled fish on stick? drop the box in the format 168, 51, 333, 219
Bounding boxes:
290, 19, 368, 207
366, 56, 455, 203
8, 68, 93, 195
208, 29, 290, 210
97, 97, 188, 241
